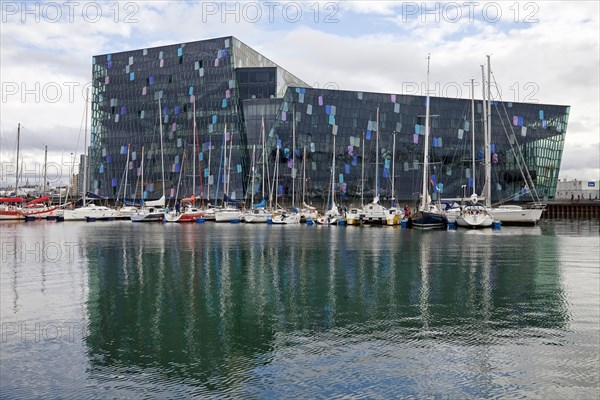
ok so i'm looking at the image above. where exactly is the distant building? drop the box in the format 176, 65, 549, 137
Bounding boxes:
555, 179, 599, 200
89, 36, 570, 205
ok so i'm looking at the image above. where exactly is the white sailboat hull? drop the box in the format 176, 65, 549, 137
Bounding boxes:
456, 213, 494, 228
242, 209, 271, 223
214, 208, 242, 222
271, 213, 300, 224
488, 205, 544, 225
130, 207, 165, 222
62, 205, 117, 221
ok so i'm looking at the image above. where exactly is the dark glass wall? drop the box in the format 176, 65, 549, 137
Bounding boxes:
90, 36, 306, 204
265, 87, 568, 207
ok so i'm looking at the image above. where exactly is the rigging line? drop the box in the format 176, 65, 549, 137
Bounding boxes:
489, 70, 542, 204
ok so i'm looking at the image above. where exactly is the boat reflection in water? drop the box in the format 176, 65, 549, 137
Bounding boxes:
3, 218, 595, 398
69, 223, 587, 397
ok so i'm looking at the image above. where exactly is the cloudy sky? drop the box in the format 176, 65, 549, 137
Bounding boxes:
1, 0, 598, 187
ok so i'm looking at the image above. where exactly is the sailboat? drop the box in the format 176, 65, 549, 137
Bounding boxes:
362, 107, 389, 225
63, 91, 117, 221
456, 78, 494, 228
214, 123, 243, 222
131, 98, 167, 222
385, 130, 402, 226
298, 146, 318, 222
164, 101, 204, 223
317, 124, 343, 225
482, 56, 545, 225
272, 106, 300, 224
242, 117, 272, 223
409, 55, 448, 229
114, 144, 139, 220
346, 132, 366, 226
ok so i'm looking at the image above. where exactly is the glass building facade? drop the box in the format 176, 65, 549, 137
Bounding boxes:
90, 36, 307, 203
90, 36, 569, 206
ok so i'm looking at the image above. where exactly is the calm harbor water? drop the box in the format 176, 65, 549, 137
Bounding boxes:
1, 219, 598, 399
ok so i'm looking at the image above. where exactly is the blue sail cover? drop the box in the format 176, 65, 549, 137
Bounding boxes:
253, 198, 266, 208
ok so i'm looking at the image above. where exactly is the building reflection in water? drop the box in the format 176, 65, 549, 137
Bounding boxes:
81, 223, 568, 389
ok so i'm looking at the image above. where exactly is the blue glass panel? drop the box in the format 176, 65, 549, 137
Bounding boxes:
383, 168, 389, 178
106, 155, 111, 163
539, 110, 544, 120
338, 174, 344, 184
175, 106, 180, 115
221, 99, 227, 108
490, 143, 495, 153
129, 72, 134, 81
366, 130, 372, 140
325, 105, 331, 115
120, 106, 126, 115
177, 48, 182, 56
111, 178, 117, 187
328, 115, 335, 125
352, 156, 358, 166
415, 124, 420, 134
189, 86, 194, 95
344, 164, 350, 174
149, 76, 154, 85
212, 115, 217, 124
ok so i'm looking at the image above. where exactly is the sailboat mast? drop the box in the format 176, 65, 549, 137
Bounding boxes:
330, 126, 337, 208
421, 54, 431, 210
391, 131, 396, 205
207, 134, 212, 202
141, 146, 145, 205
223, 124, 228, 198
261, 117, 265, 202
124, 144, 130, 203
471, 78, 476, 196
15, 123, 20, 196
481, 64, 489, 206
375, 106, 380, 200
302, 146, 307, 205
192, 100, 197, 201
158, 97, 166, 201
43, 144, 48, 194
227, 127, 233, 197
250, 144, 256, 206
292, 104, 296, 208
361, 132, 365, 207
485, 55, 492, 207
83, 89, 89, 206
